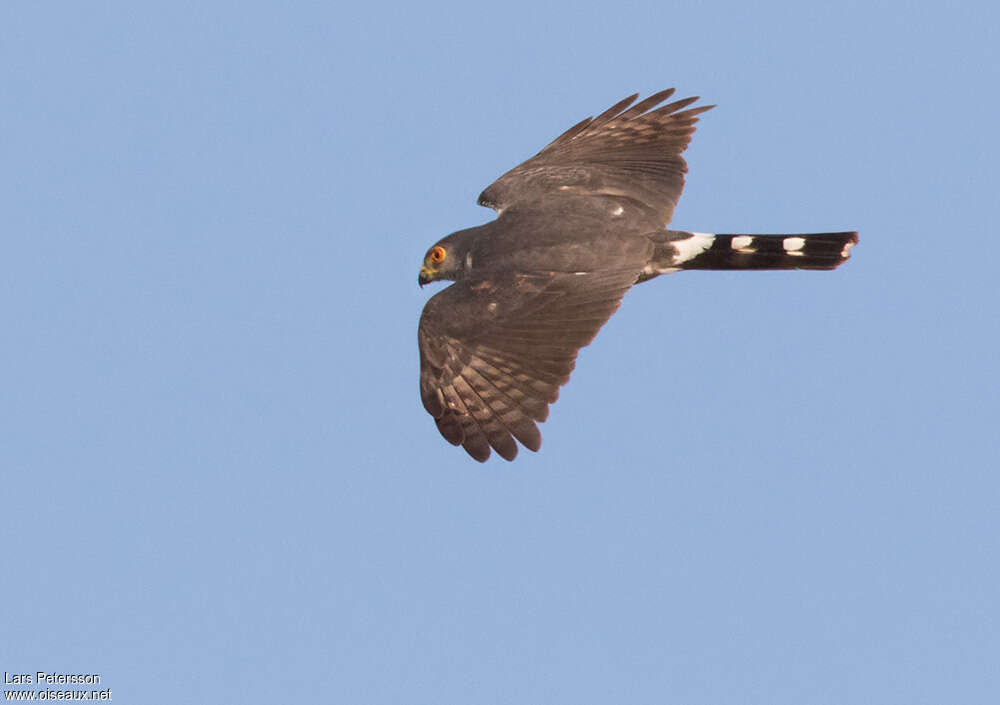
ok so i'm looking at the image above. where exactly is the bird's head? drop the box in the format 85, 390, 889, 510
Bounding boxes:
418, 233, 468, 287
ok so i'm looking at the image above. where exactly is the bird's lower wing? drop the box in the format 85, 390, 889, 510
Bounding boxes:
418, 269, 638, 462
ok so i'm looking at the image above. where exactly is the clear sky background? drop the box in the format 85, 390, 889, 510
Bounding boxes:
3, 1, 998, 703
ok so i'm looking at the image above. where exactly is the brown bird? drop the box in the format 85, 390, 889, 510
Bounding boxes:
417, 89, 857, 462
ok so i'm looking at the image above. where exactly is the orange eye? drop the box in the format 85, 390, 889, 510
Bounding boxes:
429, 246, 446, 264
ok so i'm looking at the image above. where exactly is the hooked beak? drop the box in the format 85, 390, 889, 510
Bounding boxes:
418, 266, 432, 288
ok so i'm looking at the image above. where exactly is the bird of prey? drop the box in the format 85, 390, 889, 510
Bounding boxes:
417, 89, 857, 462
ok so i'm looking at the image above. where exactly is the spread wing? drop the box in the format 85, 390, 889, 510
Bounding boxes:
478, 89, 714, 225
418, 268, 640, 462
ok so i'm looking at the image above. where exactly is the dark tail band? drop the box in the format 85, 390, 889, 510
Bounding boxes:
654, 231, 858, 273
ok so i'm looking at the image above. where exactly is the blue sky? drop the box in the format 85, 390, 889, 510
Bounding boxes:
3, 1, 998, 702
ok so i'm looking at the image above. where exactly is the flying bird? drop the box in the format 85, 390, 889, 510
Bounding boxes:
417, 89, 857, 462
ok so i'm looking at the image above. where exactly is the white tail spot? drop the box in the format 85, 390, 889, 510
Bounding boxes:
841, 241, 856, 258
783, 237, 806, 252
672, 232, 715, 263
612, 205, 624, 216
731, 235, 754, 251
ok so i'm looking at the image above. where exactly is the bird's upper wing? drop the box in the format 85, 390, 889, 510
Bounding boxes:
477, 89, 714, 225
418, 267, 640, 462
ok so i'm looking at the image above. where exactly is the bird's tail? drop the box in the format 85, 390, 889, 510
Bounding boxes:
640, 230, 858, 280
